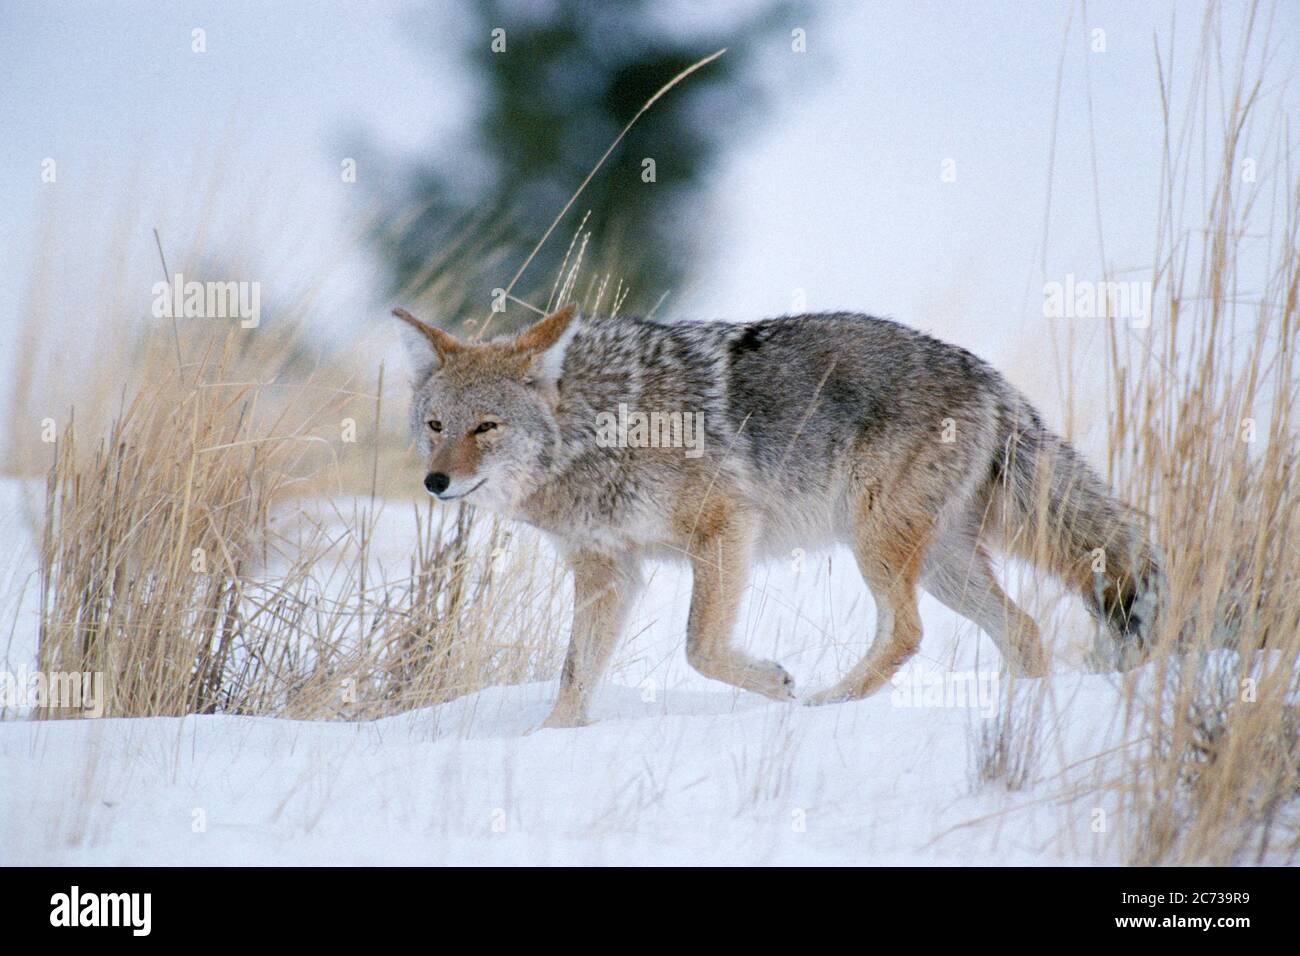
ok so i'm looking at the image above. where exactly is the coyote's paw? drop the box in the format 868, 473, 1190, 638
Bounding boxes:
802, 680, 864, 706
755, 661, 798, 702
535, 708, 591, 731
802, 687, 845, 707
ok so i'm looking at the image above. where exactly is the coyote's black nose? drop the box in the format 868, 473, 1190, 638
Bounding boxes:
425, 472, 450, 495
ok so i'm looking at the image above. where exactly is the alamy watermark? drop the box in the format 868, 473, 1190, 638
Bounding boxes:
152, 272, 261, 328
0, 668, 105, 717
1043, 274, 1151, 328
595, 403, 705, 459
891, 668, 999, 718
50, 886, 150, 936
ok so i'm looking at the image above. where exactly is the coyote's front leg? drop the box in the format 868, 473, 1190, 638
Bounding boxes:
540, 550, 641, 729
684, 510, 797, 701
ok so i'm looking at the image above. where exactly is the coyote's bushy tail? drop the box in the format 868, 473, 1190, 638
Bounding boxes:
986, 397, 1161, 668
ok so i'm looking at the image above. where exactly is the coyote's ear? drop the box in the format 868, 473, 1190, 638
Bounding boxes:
513, 304, 577, 354
513, 305, 577, 399
392, 308, 462, 376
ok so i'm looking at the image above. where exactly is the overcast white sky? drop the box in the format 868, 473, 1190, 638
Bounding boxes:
2, 0, 1295, 449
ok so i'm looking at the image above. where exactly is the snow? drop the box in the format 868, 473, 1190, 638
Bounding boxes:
0, 479, 1135, 865
1, 676, 1133, 865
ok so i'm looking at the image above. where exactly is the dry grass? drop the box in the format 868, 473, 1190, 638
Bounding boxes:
27, 319, 566, 720
971, 676, 1049, 793
8, 46, 713, 726
965, 3, 1296, 857
6, 141, 637, 727
972, 1, 1300, 863
1101, 3, 1299, 865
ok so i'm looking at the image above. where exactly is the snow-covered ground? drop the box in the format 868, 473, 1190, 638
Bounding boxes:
1, 676, 1134, 865
0, 479, 1135, 865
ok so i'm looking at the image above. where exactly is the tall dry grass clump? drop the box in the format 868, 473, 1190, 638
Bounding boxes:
964, 4, 1297, 863
1099, 5, 1299, 863
37, 332, 322, 715
31, 321, 566, 720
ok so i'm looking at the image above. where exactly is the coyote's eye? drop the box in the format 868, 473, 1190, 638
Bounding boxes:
426, 420, 442, 434
473, 420, 499, 435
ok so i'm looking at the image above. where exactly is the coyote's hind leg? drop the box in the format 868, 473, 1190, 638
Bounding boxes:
922, 533, 1048, 677
808, 499, 930, 705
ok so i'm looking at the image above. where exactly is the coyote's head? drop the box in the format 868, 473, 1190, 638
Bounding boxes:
392, 304, 576, 512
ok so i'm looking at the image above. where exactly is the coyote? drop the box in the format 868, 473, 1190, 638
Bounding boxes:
394, 305, 1158, 728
